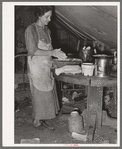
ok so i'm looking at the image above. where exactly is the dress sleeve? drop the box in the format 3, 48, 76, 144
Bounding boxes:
25, 25, 38, 56
48, 28, 53, 50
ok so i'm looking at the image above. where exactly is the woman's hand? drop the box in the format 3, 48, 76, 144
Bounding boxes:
52, 48, 67, 60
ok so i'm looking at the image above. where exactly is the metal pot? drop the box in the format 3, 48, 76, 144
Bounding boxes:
93, 55, 113, 77
78, 49, 93, 62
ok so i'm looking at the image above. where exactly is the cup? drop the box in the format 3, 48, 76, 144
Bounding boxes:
81, 63, 94, 76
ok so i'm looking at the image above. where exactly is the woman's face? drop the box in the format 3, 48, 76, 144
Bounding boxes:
39, 10, 52, 26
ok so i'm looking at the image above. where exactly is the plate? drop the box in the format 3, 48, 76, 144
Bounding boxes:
93, 54, 113, 58
53, 58, 82, 68
63, 72, 82, 75
55, 58, 82, 62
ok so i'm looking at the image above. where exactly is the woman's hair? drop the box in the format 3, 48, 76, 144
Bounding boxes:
32, 6, 53, 21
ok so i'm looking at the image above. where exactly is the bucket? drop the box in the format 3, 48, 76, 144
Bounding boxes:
81, 63, 94, 76
93, 55, 113, 77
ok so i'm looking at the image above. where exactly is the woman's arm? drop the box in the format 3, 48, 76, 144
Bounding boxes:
34, 49, 52, 56
25, 25, 52, 56
25, 25, 67, 59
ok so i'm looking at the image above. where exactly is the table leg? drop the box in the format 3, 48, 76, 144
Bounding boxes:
87, 114, 97, 143
86, 86, 103, 142
55, 80, 63, 109
85, 86, 88, 96
112, 86, 117, 118
87, 86, 103, 127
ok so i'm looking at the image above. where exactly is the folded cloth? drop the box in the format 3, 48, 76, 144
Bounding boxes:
55, 65, 82, 76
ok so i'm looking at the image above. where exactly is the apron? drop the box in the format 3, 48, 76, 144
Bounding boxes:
28, 23, 54, 92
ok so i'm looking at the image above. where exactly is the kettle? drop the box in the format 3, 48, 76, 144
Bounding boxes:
78, 46, 93, 63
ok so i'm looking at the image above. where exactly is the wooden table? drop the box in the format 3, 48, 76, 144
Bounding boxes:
54, 73, 117, 142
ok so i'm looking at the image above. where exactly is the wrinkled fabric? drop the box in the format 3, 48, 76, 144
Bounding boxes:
55, 65, 82, 76
25, 23, 60, 121
28, 23, 54, 91
30, 81, 59, 120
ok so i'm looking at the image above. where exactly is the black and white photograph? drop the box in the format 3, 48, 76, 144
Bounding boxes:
2, 2, 120, 147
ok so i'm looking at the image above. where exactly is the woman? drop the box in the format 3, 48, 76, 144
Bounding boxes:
25, 6, 67, 130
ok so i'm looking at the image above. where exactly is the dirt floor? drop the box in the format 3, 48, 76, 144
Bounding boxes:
15, 105, 117, 145
14, 83, 117, 145
15, 106, 82, 144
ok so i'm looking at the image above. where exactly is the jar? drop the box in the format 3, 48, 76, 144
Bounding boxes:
68, 111, 84, 134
